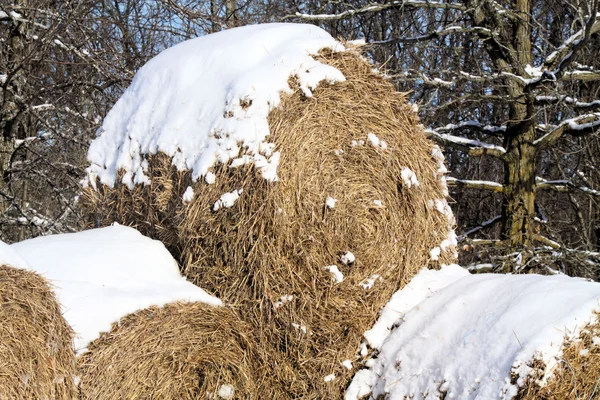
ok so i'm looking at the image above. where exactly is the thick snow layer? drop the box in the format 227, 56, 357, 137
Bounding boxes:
0, 240, 29, 270
363, 265, 468, 350
348, 266, 600, 400
85, 23, 345, 189
11, 225, 221, 352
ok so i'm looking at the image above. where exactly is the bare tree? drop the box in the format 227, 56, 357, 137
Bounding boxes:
289, 0, 600, 274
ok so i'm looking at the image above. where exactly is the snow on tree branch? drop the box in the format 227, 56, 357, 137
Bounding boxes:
370, 26, 492, 45
446, 177, 504, 193
527, 11, 600, 88
284, 1, 466, 21
562, 69, 600, 81
536, 178, 600, 197
534, 113, 600, 149
425, 124, 506, 158
535, 96, 600, 111
458, 215, 502, 241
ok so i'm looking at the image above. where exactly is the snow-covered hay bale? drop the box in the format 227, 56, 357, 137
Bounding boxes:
11, 225, 222, 352
346, 266, 600, 400
79, 302, 257, 399
0, 261, 76, 398
80, 23, 456, 397
517, 313, 600, 399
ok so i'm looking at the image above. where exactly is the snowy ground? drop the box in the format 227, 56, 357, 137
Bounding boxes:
7, 225, 220, 352
347, 265, 600, 400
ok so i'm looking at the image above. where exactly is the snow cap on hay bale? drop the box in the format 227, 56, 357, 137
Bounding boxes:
346, 266, 600, 400
0, 243, 76, 399
11, 224, 222, 353
80, 23, 457, 397
78, 301, 257, 399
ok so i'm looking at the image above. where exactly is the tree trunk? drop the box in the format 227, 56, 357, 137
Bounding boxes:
210, 0, 219, 33
502, 125, 536, 248
225, 0, 238, 28
0, 137, 15, 214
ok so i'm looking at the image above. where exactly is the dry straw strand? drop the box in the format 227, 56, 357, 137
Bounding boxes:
0, 264, 76, 400
78, 302, 258, 399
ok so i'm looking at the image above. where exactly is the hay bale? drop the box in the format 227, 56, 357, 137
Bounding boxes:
78, 302, 257, 399
0, 264, 76, 399
517, 312, 600, 399
81, 32, 456, 397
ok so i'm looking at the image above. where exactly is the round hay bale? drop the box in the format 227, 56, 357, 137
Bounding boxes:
0, 264, 76, 399
78, 302, 258, 399
81, 45, 456, 397
517, 312, 600, 399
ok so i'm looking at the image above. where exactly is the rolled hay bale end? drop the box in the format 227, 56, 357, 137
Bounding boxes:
517, 312, 600, 399
78, 302, 257, 399
80, 23, 457, 397
0, 264, 76, 399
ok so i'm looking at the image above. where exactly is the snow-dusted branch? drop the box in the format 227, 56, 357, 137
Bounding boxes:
536, 178, 600, 197
532, 234, 561, 249
545, 14, 600, 71
527, 12, 600, 88
562, 69, 600, 81
425, 125, 506, 158
284, 1, 466, 21
458, 215, 502, 241
534, 113, 600, 149
535, 96, 600, 111
395, 70, 529, 88
371, 26, 492, 45
446, 177, 504, 193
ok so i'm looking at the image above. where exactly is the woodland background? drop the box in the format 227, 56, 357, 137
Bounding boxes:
1, 0, 599, 277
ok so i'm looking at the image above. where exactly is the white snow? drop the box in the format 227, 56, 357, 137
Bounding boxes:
359, 274, 381, 290
341, 251, 355, 265
213, 189, 242, 211
427, 128, 506, 154
182, 186, 194, 203
324, 374, 336, 382
323, 265, 344, 283
363, 265, 468, 350
273, 294, 294, 309
326, 196, 338, 209
400, 167, 419, 188
525, 64, 543, 78
0, 240, 30, 270
348, 266, 600, 400
10, 225, 221, 352
85, 23, 344, 189
217, 384, 235, 399
292, 323, 308, 334
346, 369, 377, 400
342, 359, 353, 370
367, 133, 387, 150
205, 172, 216, 184
429, 247, 441, 261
